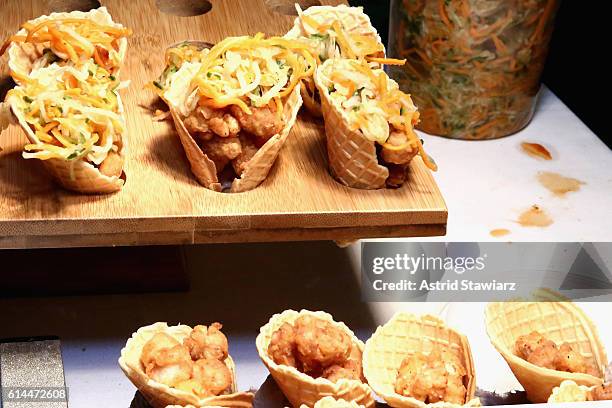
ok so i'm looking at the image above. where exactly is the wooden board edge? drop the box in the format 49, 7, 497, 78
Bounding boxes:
0, 224, 446, 249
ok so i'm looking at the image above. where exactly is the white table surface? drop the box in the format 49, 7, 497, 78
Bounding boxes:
374, 86, 612, 242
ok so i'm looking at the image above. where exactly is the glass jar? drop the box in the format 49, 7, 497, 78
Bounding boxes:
387, 0, 560, 139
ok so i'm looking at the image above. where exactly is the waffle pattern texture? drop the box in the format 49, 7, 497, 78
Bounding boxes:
363, 312, 480, 408
316, 88, 388, 189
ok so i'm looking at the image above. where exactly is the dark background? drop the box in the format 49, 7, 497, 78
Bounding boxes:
350, 1, 609, 148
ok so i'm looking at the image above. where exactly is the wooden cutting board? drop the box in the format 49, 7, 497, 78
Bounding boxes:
0, 0, 447, 249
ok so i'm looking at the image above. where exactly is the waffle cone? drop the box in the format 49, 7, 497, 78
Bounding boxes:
170, 108, 222, 192
256, 310, 375, 408
169, 84, 302, 193
315, 74, 387, 189
363, 313, 480, 408
285, 5, 384, 117
301, 396, 367, 408
5, 7, 127, 194
485, 289, 607, 403
119, 322, 254, 408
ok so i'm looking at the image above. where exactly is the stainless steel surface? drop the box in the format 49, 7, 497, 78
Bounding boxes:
0, 339, 67, 408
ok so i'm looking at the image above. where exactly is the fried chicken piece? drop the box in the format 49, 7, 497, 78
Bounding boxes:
515, 332, 589, 373
191, 358, 232, 396
140, 333, 193, 387
515, 331, 557, 361
385, 164, 408, 188
201, 136, 242, 172
441, 350, 468, 405
229, 104, 284, 145
210, 113, 240, 138
183, 322, 229, 362
589, 384, 612, 401
294, 315, 352, 374
184, 108, 210, 135
184, 106, 240, 139
196, 131, 214, 143
141, 332, 178, 369
527, 343, 558, 369
395, 352, 430, 401
396, 352, 447, 403
99, 150, 123, 178
555, 343, 588, 374
231, 134, 259, 176
395, 350, 467, 404
322, 343, 363, 382
175, 379, 211, 398
268, 322, 299, 368
381, 131, 417, 165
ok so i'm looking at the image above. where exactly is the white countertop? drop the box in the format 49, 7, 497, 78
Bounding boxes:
386, 86, 612, 242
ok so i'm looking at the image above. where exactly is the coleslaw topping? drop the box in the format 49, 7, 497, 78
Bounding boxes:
7, 58, 126, 163
1, 17, 131, 72
292, 4, 385, 63
155, 34, 316, 118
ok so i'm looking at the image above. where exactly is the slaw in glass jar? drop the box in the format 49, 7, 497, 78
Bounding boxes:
388, 0, 560, 139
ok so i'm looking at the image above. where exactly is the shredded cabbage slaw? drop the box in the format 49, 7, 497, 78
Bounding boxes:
152, 34, 316, 119
2, 16, 129, 166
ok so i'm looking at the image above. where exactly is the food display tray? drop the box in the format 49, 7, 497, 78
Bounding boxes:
0, 0, 447, 249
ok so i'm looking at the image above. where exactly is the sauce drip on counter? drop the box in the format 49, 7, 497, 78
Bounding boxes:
521, 142, 552, 160
490, 228, 511, 237
537, 171, 584, 197
518, 205, 553, 227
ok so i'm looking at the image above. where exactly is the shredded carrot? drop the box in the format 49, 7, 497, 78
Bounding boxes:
491, 35, 508, 54
366, 57, 407, 66
438, 0, 453, 29
531, 0, 556, 43
332, 21, 356, 59
93, 47, 106, 67
42, 121, 59, 133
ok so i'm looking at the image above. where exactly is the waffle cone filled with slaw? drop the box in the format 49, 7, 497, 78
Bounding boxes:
153, 35, 311, 192
119, 322, 254, 408
363, 312, 479, 408
256, 309, 375, 408
485, 289, 608, 403
314, 59, 436, 189
284, 4, 385, 117
1, 7, 130, 194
